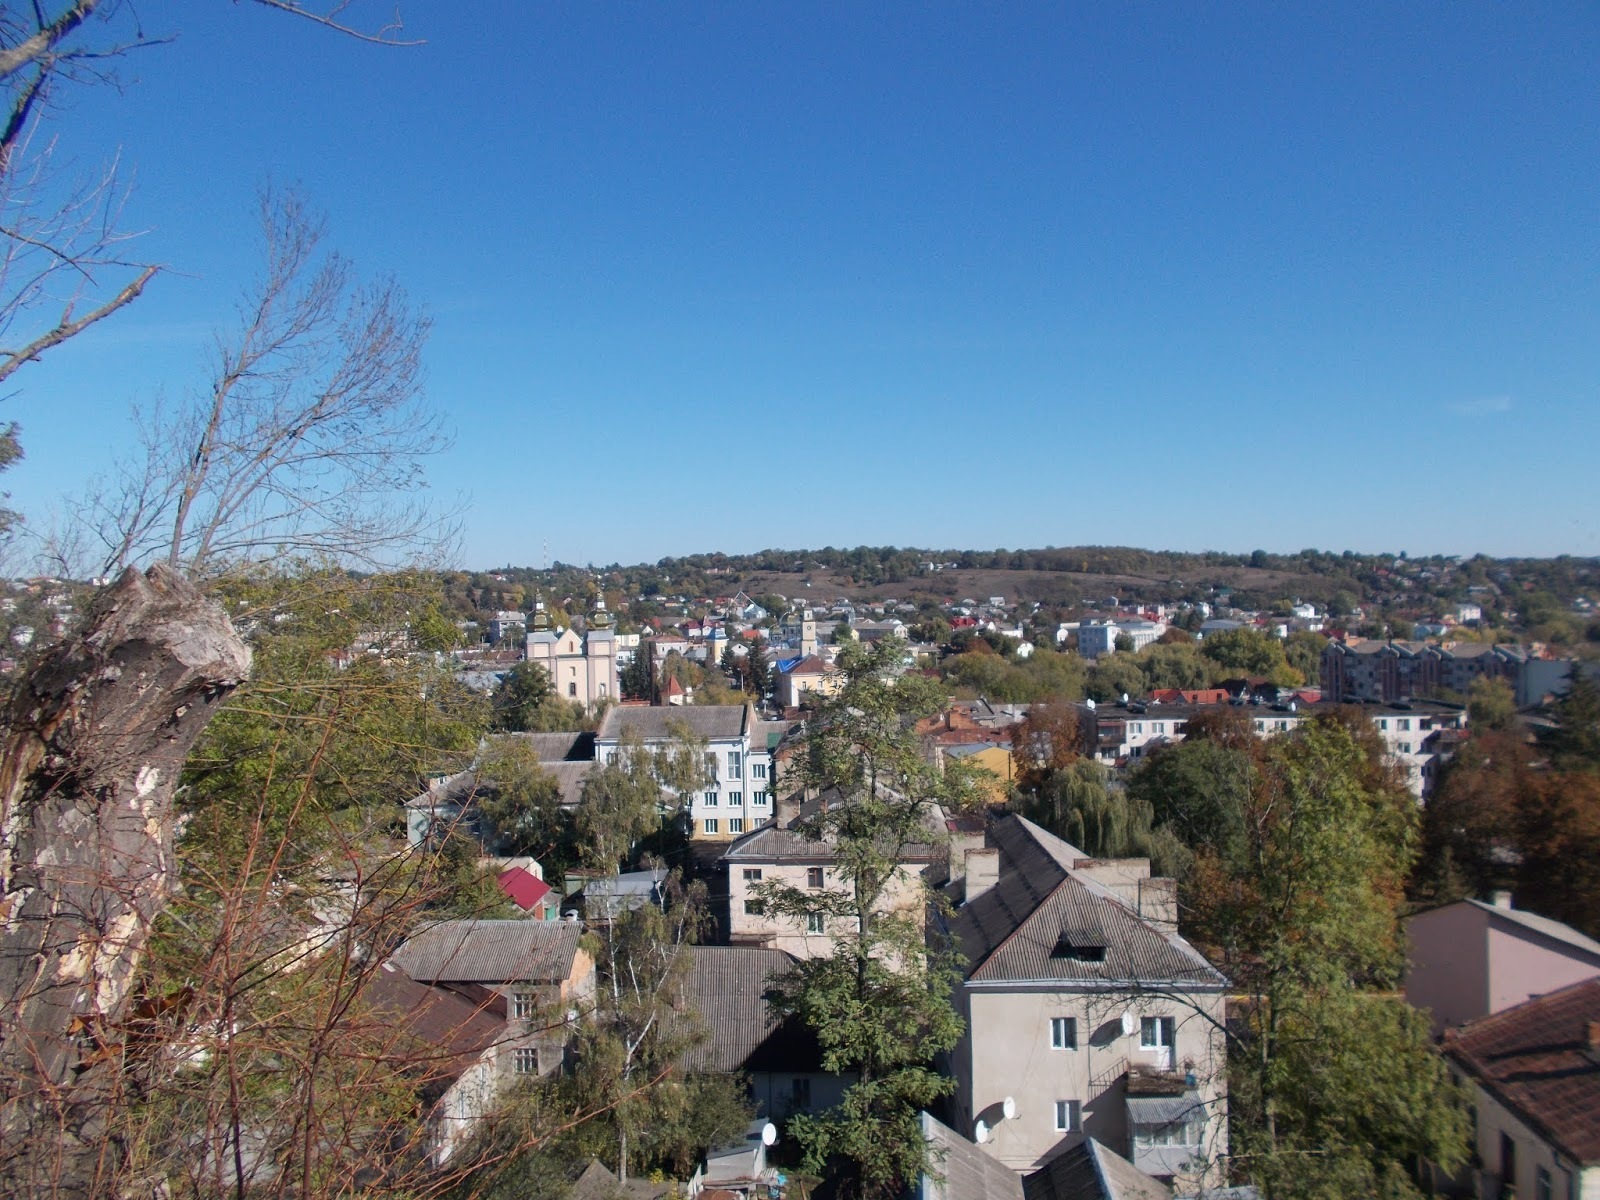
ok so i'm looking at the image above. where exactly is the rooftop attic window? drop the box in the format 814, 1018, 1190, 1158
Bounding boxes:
1052, 932, 1106, 962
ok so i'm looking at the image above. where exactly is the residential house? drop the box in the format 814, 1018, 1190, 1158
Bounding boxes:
945, 815, 1229, 1190
596, 704, 774, 841
405, 731, 596, 850
721, 821, 935, 959
1442, 979, 1600, 1200
680, 945, 849, 1119
1407, 895, 1600, 1036
775, 654, 845, 710
487, 610, 527, 645
390, 919, 595, 1081
361, 963, 507, 1166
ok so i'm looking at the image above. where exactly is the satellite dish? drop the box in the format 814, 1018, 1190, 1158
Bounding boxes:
1002, 1096, 1017, 1121
761, 1123, 778, 1147
1121, 1011, 1138, 1037
1121, 692, 1130, 704
974, 1120, 990, 1144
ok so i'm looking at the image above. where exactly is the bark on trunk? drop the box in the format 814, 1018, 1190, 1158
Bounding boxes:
0, 564, 250, 1197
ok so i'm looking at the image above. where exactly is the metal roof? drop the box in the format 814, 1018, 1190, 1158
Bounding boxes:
597, 704, 750, 743
391, 919, 582, 985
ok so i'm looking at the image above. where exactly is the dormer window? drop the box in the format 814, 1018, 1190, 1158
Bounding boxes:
1052, 932, 1106, 962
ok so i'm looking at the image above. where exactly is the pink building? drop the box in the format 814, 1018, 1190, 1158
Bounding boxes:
1405, 894, 1600, 1035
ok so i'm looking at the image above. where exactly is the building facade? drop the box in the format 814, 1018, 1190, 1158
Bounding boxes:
525, 599, 618, 710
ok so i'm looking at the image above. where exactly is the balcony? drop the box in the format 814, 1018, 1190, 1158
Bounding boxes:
1126, 1086, 1205, 1180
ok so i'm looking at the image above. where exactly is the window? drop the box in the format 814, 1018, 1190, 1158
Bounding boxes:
791, 1077, 811, 1110
806, 867, 825, 889
1379, 718, 1389, 730
1536, 1166, 1551, 1200
729, 791, 742, 806
729, 818, 744, 834
753, 790, 769, 806
513, 1047, 540, 1075
704, 791, 718, 807
806, 913, 825, 934
1153, 722, 1165, 734
598, 683, 606, 696
752, 762, 767, 779
742, 868, 763, 882
568, 682, 577, 697
1131, 722, 1143, 734
1400, 742, 1413, 754
1398, 718, 1411, 731
1500, 1134, 1516, 1188
512, 990, 537, 1019
1140, 1016, 1175, 1050
1053, 1099, 1081, 1132
728, 751, 742, 778
1254, 720, 1265, 732
1050, 1017, 1077, 1049
744, 899, 765, 915
1136, 1118, 1199, 1147
703, 818, 719, 835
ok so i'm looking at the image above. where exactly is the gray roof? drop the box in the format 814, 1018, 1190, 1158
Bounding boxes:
951, 816, 1226, 988
1022, 1139, 1172, 1200
502, 730, 595, 762
680, 945, 815, 1074
1467, 899, 1600, 960
391, 919, 582, 985
720, 821, 936, 865
597, 705, 749, 743
580, 869, 667, 920
919, 1111, 1024, 1200
542, 760, 598, 808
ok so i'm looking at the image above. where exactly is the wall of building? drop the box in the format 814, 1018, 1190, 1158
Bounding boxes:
727, 860, 925, 960
1462, 1076, 1596, 1200
952, 985, 1228, 1182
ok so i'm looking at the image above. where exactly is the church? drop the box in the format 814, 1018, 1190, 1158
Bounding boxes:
525, 598, 619, 711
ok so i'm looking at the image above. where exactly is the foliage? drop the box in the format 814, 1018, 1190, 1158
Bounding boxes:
1199, 627, 1302, 686
492, 661, 556, 731
756, 641, 968, 1198
1539, 672, 1600, 772
1466, 675, 1518, 732
575, 726, 712, 871
475, 736, 575, 864
1014, 759, 1190, 878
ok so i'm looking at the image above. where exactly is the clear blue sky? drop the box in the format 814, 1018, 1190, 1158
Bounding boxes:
8, 1, 1599, 567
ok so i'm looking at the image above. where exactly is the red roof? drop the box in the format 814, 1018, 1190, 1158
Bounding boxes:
496, 867, 552, 913
1445, 977, 1600, 1164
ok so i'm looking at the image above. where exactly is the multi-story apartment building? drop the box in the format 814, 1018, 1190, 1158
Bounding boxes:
595, 704, 780, 841
945, 815, 1229, 1191
720, 822, 935, 959
1076, 698, 1466, 798
1322, 639, 1572, 707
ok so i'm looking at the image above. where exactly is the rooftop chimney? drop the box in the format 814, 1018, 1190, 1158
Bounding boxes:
964, 848, 1000, 904
1490, 889, 1514, 910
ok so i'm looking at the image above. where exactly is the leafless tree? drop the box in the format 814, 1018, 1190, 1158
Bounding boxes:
79, 186, 451, 580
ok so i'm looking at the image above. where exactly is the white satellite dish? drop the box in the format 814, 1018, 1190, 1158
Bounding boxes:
974, 1120, 990, 1144
761, 1122, 778, 1147
1002, 1096, 1017, 1122
1121, 1011, 1138, 1037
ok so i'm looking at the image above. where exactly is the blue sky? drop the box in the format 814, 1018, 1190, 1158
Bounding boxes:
7, 1, 1599, 567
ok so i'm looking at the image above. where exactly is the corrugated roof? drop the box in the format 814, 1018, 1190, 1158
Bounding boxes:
952, 816, 1225, 988
920, 1111, 1025, 1200
1022, 1139, 1171, 1200
1445, 977, 1600, 1164
679, 945, 819, 1074
392, 919, 582, 985
598, 705, 749, 742
503, 730, 595, 762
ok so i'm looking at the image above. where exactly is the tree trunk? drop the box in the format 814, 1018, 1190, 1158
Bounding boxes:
0, 564, 250, 1197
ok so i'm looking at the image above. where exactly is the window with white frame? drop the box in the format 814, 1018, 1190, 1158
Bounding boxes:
1053, 1099, 1081, 1132
742, 868, 762, 882
703, 818, 719, 835
728, 750, 742, 778
1140, 1016, 1175, 1050
513, 1047, 540, 1075
806, 867, 825, 888
704, 791, 718, 807
729, 791, 742, 806
753, 790, 768, 805
512, 990, 537, 1019
806, 913, 825, 934
1050, 1016, 1077, 1049
729, 818, 744, 834
752, 762, 767, 779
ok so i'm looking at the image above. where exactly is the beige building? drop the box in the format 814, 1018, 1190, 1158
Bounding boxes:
776, 654, 846, 710
721, 823, 934, 959
947, 816, 1229, 1192
525, 599, 618, 711
1442, 978, 1600, 1200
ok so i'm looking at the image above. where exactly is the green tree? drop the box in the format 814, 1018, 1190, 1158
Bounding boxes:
1539, 672, 1600, 772
492, 661, 556, 731
1113, 631, 1136, 654
619, 649, 652, 700
1014, 759, 1189, 878
1466, 675, 1518, 732
1283, 631, 1328, 686
1199, 627, 1302, 686
476, 737, 574, 863
756, 642, 970, 1198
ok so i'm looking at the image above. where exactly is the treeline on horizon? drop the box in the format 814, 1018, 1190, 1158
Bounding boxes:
475, 545, 1598, 607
